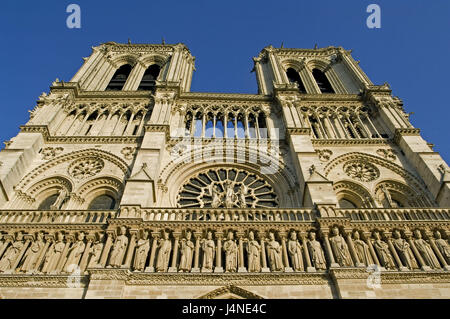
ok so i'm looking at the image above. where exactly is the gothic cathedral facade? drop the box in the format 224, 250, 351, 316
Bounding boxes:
0, 42, 449, 298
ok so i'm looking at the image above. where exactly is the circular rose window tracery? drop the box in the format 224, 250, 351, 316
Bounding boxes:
343, 161, 379, 182
177, 168, 278, 208
68, 157, 104, 180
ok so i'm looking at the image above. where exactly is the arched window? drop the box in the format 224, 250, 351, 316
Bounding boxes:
88, 195, 116, 210
106, 64, 132, 91
38, 194, 58, 210
138, 64, 160, 91
286, 68, 306, 93
339, 198, 357, 209
312, 68, 335, 93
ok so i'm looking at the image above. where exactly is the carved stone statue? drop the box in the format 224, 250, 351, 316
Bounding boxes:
238, 184, 248, 208
50, 188, 68, 210
288, 231, 303, 271
329, 227, 353, 267
224, 180, 236, 208
88, 234, 104, 268
380, 185, 393, 208
434, 231, 450, 263
266, 232, 283, 271
43, 232, 65, 273
201, 231, 215, 271
155, 231, 172, 272
133, 231, 150, 271
178, 231, 194, 272
246, 231, 261, 272
109, 226, 128, 268
307, 232, 326, 270
0, 232, 24, 273
209, 184, 222, 208
372, 231, 396, 269
413, 230, 440, 269
223, 231, 238, 272
64, 232, 86, 272
21, 232, 45, 273
352, 231, 373, 266
392, 230, 418, 269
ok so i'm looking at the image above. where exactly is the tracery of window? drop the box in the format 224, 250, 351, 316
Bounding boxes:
137, 64, 160, 91
286, 68, 306, 93
375, 181, 432, 208
88, 194, 117, 210
183, 105, 269, 139
105, 64, 133, 91
68, 158, 104, 180
177, 168, 278, 208
338, 198, 357, 209
312, 68, 334, 93
300, 105, 388, 140
56, 104, 152, 136
38, 194, 59, 210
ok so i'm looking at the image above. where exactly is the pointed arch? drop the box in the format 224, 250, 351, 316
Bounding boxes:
197, 285, 264, 299
15, 148, 130, 192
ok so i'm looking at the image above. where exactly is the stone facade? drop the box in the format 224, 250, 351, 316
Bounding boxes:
0, 42, 449, 299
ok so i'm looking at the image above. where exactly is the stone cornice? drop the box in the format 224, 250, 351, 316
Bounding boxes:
312, 138, 391, 146
0, 274, 89, 288
88, 268, 329, 285
394, 128, 421, 144
19, 125, 142, 144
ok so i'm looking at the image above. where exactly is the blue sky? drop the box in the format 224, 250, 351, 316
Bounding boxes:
0, 0, 449, 161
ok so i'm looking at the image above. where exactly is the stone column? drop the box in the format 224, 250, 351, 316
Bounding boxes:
237, 232, 247, 273
363, 231, 382, 268
300, 232, 315, 272
214, 233, 224, 273
344, 229, 361, 267
168, 232, 181, 272
99, 231, 114, 268
280, 232, 293, 272
425, 230, 450, 271
405, 232, 431, 271
260, 234, 270, 273
123, 231, 138, 269
145, 232, 160, 272
321, 231, 339, 268
191, 232, 201, 273
0, 238, 12, 259
79, 237, 93, 273
383, 231, 407, 271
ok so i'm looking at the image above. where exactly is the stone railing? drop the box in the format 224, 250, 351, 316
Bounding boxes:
119, 207, 318, 222
0, 210, 116, 224
337, 208, 450, 221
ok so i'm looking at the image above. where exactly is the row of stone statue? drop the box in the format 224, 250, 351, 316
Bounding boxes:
0, 227, 448, 275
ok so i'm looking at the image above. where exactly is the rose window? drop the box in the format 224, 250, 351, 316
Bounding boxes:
343, 161, 379, 182
68, 157, 104, 179
177, 168, 278, 208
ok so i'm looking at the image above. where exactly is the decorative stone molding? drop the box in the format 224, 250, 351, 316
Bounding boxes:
68, 158, 104, 180
343, 161, 380, 182
376, 149, 397, 161
41, 147, 64, 160
317, 149, 333, 162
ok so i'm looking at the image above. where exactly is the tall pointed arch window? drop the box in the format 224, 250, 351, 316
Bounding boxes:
286, 68, 306, 93
138, 64, 161, 91
312, 68, 334, 93
106, 64, 133, 91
